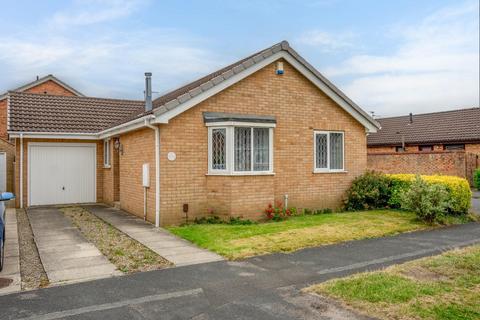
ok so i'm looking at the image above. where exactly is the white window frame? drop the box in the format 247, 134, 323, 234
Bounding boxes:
207, 123, 274, 175
103, 139, 111, 168
313, 130, 345, 173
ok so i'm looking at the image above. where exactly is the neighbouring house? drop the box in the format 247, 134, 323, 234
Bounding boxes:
0, 75, 83, 194
367, 107, 480, 184
7, 41, 380, 226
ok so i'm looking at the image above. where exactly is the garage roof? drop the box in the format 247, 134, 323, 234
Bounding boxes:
8, 92, 144, 133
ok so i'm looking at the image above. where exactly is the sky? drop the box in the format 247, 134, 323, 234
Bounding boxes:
0, 0, 478, 118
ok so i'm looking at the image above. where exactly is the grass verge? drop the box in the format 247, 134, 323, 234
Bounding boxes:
61, 207, 172, 273
307, 245, 480, 320
167, 210, 457, 260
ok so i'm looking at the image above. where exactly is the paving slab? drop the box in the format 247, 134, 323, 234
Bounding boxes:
27, 207, 121, 284
0, 209, 21, 295
472, 190, 479, 215
86, 205, 224, 266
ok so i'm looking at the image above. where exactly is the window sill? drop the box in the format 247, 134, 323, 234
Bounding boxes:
103, 165, 111, 169
313, 170, 348, 174
206, 172, 275, 176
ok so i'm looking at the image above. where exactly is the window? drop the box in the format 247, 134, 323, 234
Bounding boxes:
208, 126, 273, 174
103, 139, 111, 167
419, 145, 433, 152
314, 131, 344, 172
395, 146, 405, 152
444, 144, 465, 150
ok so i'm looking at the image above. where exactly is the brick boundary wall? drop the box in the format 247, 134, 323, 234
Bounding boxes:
367, 150, 479, 185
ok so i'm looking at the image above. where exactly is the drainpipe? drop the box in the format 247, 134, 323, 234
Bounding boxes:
145, 118, 160, 227
19, 133, 23, 208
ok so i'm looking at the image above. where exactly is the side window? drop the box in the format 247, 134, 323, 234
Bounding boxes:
314, 131, 344, 172
104, 139, 110, 167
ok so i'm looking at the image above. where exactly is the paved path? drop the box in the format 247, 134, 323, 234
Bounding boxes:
0, 209, 20, 295
27, 207, 120, 284
0, 222, 479, 319
472, 189, 480, 214
86, 205, 224, 266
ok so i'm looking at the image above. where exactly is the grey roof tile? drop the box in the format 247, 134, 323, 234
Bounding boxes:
367, 108, 480, 146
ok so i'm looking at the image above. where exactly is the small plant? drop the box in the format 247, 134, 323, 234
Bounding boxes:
474, 169, 480, 190
399, 175, 450, 224
228, 217, 255, 225
303, 208, 312, 215
194, 215, 223, 224
288, 207, 298, 216
265, 202, 291, 221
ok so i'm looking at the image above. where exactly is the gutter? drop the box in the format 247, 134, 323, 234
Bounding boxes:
144, 118, 161, 227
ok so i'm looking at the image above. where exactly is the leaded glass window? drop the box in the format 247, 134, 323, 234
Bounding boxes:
211, 128, 226, 170
315, 131, 344, 171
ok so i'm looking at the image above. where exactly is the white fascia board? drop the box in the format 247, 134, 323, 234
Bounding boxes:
8, 132, 98, 140
153, 51, 378, 133
97, 115, 154, 139
153, 52, 285, 124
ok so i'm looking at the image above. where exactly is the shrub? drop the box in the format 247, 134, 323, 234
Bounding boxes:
474, 169, 480, 190
388, 174, 471, 215
265, 202, 291, 221
228, 217, 255, 225
343, 171, 392, 211
399, 176, 450, 223
194, 216, 222, 224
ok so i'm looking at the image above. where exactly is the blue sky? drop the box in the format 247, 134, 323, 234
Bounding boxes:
0, 0, 478, 117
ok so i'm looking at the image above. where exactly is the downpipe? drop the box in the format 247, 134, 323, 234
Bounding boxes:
145, 118, 160, 227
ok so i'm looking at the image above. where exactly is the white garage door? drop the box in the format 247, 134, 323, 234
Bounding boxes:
29, 143, 96, 206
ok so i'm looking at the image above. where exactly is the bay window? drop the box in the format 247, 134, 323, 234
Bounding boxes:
208, 125, 274, 175
314, 131, 344, 172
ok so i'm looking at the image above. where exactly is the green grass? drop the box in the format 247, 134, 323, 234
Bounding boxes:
168, 210, 435, 259
308, 245, 480, 320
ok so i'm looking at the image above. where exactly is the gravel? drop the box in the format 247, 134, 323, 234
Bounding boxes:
61, 207, 171, 273
16, 209, 49, 290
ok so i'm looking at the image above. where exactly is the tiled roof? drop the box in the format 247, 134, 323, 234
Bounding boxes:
367, 107, 480, 146
8, 92, 144, 133
0, 74, 83, 100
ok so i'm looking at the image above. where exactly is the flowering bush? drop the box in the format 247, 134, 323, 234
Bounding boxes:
265, 202, 291, 221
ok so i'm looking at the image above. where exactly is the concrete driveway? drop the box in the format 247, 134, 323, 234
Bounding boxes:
0, 221, 478, 319
27, 207, 120, 284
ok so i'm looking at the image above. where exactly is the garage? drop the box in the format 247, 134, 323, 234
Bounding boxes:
28, 143, 96, 206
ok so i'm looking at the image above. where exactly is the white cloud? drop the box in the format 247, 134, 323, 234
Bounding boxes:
50, 0, 147, 27
298, 30, 354, 52
0, 30, 226, 99
325, 1, 479, 116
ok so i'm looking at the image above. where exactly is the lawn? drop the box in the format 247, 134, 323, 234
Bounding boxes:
307, 245, 480, 320
168, 210, 431, 259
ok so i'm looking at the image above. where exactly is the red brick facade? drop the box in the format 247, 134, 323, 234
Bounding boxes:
367, 150, 479, 185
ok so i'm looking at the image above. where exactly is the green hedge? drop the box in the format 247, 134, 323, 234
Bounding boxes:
344, 172, 471, 215
474, 169, 480, 190
387, 174, 471, 215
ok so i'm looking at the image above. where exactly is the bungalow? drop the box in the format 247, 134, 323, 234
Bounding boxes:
7, 41, 380, 226
0, 75, 83, 194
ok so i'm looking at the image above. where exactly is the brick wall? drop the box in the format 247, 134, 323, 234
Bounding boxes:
102, 139, 120, 205
118, 128, 157, 222
367, 150, 477, 184
151, 59, 367, 226
14, 138, 104, 208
